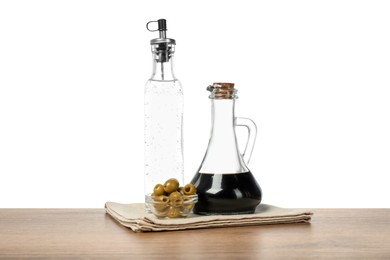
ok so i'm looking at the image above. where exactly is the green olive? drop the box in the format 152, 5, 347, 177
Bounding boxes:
164, 178, 179, 194
153, 184, 165, 196
153, 195, 169, 212
153, 195, 169, 203
167, 206, 182, 218
168, 191, 183, 207
183, 183, 197, 195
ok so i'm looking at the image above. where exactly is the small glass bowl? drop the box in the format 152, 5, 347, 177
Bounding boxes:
145, 194, 198, 218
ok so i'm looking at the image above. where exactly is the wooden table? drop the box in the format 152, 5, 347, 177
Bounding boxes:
0, 209, 389, 259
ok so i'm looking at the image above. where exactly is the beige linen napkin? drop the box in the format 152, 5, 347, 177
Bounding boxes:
105, 202, 313, 232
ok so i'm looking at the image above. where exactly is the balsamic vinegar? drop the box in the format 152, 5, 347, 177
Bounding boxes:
191, 171, 262, 215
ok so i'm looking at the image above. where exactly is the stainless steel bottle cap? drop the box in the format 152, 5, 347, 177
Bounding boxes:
147, 19, 176, 45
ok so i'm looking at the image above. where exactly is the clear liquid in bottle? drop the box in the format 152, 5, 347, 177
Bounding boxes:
144, 79, 183, 197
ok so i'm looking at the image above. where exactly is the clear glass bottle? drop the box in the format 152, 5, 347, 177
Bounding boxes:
144, 19, 184, 210
191, 83, 262, 215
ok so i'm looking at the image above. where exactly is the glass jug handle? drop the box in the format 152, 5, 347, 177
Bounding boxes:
235, 117, 257, 164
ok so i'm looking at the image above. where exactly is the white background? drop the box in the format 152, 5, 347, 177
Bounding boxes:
1, 0, 389, 208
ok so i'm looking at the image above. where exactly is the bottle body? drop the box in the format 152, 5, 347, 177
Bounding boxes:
144, 79, 184, 199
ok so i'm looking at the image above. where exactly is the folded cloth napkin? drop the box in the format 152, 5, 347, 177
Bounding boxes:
105, 202, 313, 232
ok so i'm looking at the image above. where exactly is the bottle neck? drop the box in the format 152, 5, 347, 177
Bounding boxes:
198, 98, 249, 174
150, 53, 176, 81
211, 99, 235, 136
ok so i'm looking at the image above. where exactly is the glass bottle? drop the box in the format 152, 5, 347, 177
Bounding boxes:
191, 83, 262, 215
144, 19, 184, 210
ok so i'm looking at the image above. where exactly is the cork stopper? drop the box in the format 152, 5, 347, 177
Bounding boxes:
207, 82, 237, 99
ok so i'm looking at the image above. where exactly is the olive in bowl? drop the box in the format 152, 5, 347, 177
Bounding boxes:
145, 194, 198, 218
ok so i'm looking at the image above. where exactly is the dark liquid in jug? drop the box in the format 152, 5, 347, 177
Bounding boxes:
191, 171, 262, 215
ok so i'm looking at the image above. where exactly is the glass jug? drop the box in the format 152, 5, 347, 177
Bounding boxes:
191, 83, 262, 215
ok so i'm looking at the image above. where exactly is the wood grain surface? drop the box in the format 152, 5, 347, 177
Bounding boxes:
0, 208, 389, 259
